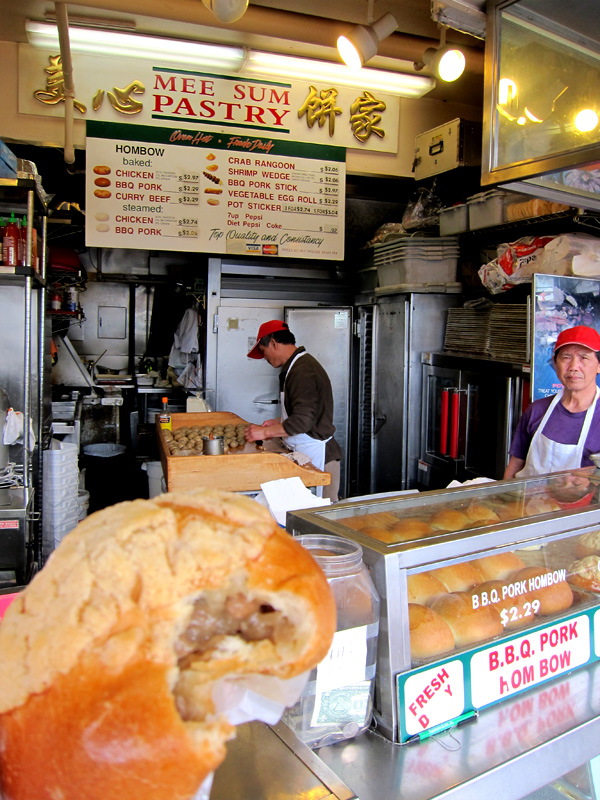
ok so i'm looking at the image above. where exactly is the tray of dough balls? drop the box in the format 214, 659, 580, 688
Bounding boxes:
157, 412, 331, 492
408, 543, 600, 665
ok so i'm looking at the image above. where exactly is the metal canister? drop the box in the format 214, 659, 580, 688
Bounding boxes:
201, 436, 224, 455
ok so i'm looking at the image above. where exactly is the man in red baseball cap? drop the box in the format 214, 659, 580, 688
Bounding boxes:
504, 325, 600, 479
245, 319, 342, 500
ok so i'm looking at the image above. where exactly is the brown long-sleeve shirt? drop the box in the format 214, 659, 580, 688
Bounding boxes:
279, 347, 342, 463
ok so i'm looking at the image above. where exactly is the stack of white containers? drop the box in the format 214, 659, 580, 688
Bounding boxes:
43, 441, 79, 551
374, 236, 460, 287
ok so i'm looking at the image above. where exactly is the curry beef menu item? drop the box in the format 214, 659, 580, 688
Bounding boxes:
0, 489, 336, 800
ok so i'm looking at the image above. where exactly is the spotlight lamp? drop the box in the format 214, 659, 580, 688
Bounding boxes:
574, 108, 599, 133
201, 0, 248, 24
337, 12, 397, 70
414, 28, 466, 82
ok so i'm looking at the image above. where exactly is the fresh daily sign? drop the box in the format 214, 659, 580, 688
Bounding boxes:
85, 120, 345, 260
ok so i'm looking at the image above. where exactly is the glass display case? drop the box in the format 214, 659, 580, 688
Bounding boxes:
287, 468, 600, 744
481, 0, 600, 211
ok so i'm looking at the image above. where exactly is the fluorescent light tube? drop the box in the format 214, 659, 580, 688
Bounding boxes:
25, 21, 246, 70
245, 51, 435, 98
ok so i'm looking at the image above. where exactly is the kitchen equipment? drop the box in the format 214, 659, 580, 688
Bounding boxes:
202, 435, 224, 455
414, 118, 481, 179
419, 351, 527, 488
354, 291, 461, 495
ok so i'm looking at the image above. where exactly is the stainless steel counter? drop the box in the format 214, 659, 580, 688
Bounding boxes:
210, 662, 600, 800
316, 660, 600, 800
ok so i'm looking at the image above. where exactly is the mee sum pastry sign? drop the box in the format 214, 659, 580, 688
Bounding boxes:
17, 46, 399, 153
397, 605, 600, 743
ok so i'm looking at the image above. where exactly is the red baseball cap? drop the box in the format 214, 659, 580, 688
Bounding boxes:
247, 320, 289, 359
554, 325, 600, 353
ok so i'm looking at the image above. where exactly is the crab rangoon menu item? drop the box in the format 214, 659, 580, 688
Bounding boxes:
0, 489, 336, 800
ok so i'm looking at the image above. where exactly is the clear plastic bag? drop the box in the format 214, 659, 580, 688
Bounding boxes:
402, 187, 442, 230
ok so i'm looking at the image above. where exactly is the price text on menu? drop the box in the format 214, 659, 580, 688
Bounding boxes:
85, 120, 346, 260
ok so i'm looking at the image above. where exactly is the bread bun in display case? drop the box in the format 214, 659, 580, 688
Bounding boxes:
429, 562, 484, 592
468, 580, 530, 629
407, 572, 449, 606
431, 592, 504, 647
568, 555, 600, 593
471, 552, 526, 581
429, 509, 471, 531
513, 566, 574, 615
409, 604, 455, 660
0, 490, 336, 800
575, 530, 600, 557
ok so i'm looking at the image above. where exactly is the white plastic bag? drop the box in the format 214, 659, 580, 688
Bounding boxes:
3, 408, 35, 450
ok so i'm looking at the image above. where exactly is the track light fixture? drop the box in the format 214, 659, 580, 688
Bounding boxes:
414, 28, 466, 82
201, 0, 249, 24
337, 12, 398, 70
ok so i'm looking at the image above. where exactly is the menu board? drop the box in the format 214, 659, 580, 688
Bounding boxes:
85, 121, 345, 260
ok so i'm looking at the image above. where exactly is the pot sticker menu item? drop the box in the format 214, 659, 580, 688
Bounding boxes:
85, 120, 345, 260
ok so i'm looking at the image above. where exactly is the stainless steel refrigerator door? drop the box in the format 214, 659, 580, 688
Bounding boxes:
371, 298, 409, 492
285, 306, 352, 497
215, 306, 281, 424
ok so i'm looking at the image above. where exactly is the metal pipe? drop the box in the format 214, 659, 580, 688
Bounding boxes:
55, 2, 76, 164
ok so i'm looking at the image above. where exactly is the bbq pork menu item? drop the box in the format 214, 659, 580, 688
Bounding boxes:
85, 120, 345, 260
0, 489, 336, 800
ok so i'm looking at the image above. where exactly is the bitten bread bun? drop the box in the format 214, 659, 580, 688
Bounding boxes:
429, 562, 483, 592
407, 572, 448, 605
0, 490, 336, 800
409, 604, 455, 660
429, 508, 471, 531
575, 530, 600, 557
468, 580, 529, 629
568, 555, 600, 593
512, 566, 573, 615
465, 503, 500, 526
471, 552, 525, 581
431, 592, 503, 647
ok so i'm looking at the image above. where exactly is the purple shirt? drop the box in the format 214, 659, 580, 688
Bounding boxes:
510, 395, 600, 467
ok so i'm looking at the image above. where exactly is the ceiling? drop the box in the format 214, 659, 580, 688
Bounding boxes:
0, 0, 486, 105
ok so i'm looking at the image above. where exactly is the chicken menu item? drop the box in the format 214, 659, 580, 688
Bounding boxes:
0, 489, 336, 800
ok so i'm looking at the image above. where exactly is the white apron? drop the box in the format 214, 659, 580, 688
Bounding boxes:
281, 351, 331, 496
516, 387, 600, 478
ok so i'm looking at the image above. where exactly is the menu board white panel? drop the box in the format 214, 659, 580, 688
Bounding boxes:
85, 121, 345, 260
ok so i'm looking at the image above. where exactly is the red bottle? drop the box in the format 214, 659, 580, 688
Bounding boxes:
19, 216, 28, 266
2, 213, 19, 267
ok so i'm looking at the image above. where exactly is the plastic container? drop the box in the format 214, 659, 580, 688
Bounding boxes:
82, 443, 128, 512
77, 489, 90, 520
439, 203, 469, 235
467, 190, 507, 230
377, 256, 457, 286
142, 461, 165, 498
282, 534, 380, 748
